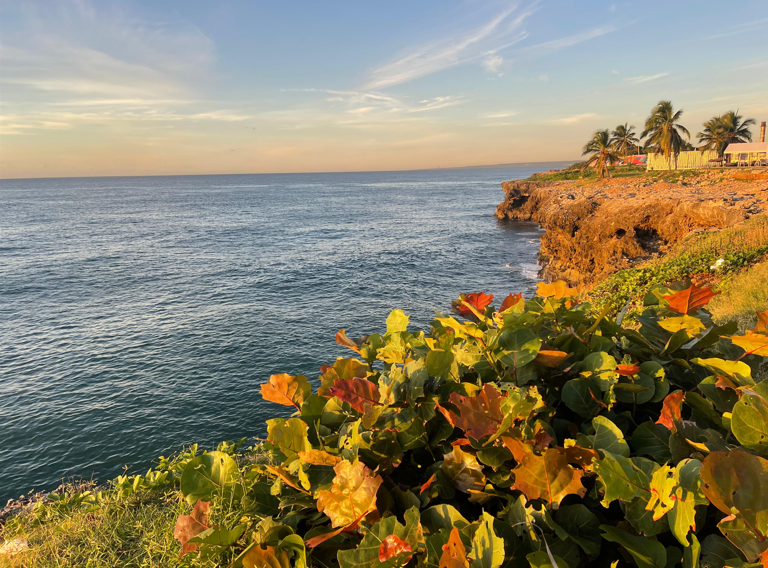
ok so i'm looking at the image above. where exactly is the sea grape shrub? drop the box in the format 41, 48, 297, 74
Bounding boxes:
173, 282, 768, 568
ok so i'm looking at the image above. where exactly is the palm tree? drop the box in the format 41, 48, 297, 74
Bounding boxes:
582, 130, 620, 179
610, 123, 640, 158
641, 101, 690, 169
697, 111, 755, 157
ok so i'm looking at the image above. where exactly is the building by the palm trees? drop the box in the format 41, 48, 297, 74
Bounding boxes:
723, 142, 768, 166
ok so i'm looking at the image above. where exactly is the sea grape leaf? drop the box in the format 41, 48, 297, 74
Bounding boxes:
663, 284, 720, 315
173, 500, 210, 557
421, 504, 470, 533
640, 361, 669, 403
261, 374, 311, 408
615, 373, 656, 405
336, 329, 362, 353
658, 316, 706, 335
329, 378, 381, 413
537, 280, 577, 299
438, 383, 504, 440
668, 459, 709, 547
553, 504, 601, 556
242, 545, 291, 568
337, 507, 423, 568
441, 446, 486, 494
315, 460, 383, 528
591, 416, 630, 457
691, 358, 753, 386
427, 349, 455, 378
189, 523, 247, 552
752, 311, 768, 333
562, 378, 601, 418
700, 535, 745, 568
631, 421, 672, 463
600, 525, 667, 568
646, 465, 677, 521
656, 391, 685, 431
267, 418, 311, 462
510, 447, 586, 507
386, 309, 410, 333
617, 364, 641, 376
440, 527, 470, 568
717, 516, 768, 563
727, 332, 768, 357
535, 350, 570, 368
500, 293, 524, 313
180, 451, 239, 505
580, 352, 618, 390
319, 358, 368, 397
700, 450, 768, 554
470, 512, 504, 568
526, 551, 567, 568
731, 381, 768, 455
592, 451, 649, 506
498, 328, 542, 369
454, 292, 494, 318
298, 449, 342, 466
683, 535, 701, 568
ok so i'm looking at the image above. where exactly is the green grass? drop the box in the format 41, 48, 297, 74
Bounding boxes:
710, 262, 768, 331
527, 165, 735, 183
0, 487, 187, 568
583, 215, 768, 320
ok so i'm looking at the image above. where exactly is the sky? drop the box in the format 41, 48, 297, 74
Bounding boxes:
0, 0, 767, 179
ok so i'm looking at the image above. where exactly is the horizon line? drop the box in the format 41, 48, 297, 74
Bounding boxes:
0, 160, 579, 182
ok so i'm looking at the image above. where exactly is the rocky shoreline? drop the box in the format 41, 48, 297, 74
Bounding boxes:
495, 170, 768, 286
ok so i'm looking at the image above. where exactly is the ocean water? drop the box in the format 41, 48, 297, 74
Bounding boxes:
0, 167, 547, 502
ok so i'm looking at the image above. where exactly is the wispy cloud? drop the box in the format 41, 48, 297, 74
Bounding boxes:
362, 3, 536, 89
626, 72, 668, 84
485, 111, 517, 118
551, 113, 599, 124
704, 17, 768, 39
512, 25, 617, 57
482, 54, 504, 73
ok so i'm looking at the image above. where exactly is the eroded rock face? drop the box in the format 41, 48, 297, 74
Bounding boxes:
495, 174, 768, 286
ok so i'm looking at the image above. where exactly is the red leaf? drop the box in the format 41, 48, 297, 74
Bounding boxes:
173, 500, 210, 558
656, 391, 685, 431
455, 291, 494, 316
328, 378, 380, 413
378, 535, 413, 563
663, 283, 720, 314
500, 293, 524, 312
616, 364, 640, 377
437, 383, 504, 440
420, 473, 437, 494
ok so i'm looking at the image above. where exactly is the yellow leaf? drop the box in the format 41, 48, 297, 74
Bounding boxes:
298, 449, 342, 466
534, 350, 570, 368
260, 374, 311, 408
440, 446, 486, 494
242, 545, 291, 568
752, 310, 768, 334
658, 315, 706, 334
536, 280, 577, 299
315, 460, 383, 528
728, 332, 768, 357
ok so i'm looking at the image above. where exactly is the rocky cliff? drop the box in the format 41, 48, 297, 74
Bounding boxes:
495, 171, 768, 286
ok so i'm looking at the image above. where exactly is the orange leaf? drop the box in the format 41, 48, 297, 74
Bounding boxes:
439, 527, 469, 568
563, 445, 600, 467
715, 376, 741, 396
420, 473, 437, 494
241, 545, 291, 568
753, 311, 768, 334
500, 293, 524, 312
501, 436, 533, 462
616, 364, 640, 377
173, 500, 210, 558
379, 535, 413, 563
260, 373, 311, 408
336, 329, 361, 353
436, 383, 504, 440
728, 332, 768, 357
319, 359, 369, 397
441, 446, 486, 494
265, 465, 308, 494
329, 378, 381, 413
533, 427, 554, 452
536, 280, 577, 299
535, 350, 570, 368
656, 391, 685, 431
305, 518, 363, 548
510, 447, 586, 506
455, 291, 494, 317
316, 460, 383, 528
663, 283, 720, 314
298, 449, 342, 466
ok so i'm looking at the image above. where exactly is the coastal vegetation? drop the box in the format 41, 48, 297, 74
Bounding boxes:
697, 112, 757, 157
3, 285, 768, 568
580, 130, 619, 179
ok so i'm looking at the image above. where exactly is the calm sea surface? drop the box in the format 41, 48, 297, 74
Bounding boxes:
0, 167, 548, 501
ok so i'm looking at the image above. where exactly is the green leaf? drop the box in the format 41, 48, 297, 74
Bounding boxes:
498, 328, 542, 369
683, 534, 700, 568
615, 374, 655, 404
526, 551, 567, 568
553, 504, 601, 556
631, 421, 672, 463
691, 358, 754, 386
592, 416, 630, 457
420, 504, 470, 533
700, 535, 744, 568
731, 381, 768, 455
641, 361, 669, 403
562, 378, 601, 418
267, 418, 311, 462
470, 512, 505, 568
600, 525, 667, 568
190, 523, 247, 548
427, 349, 455, 378
386, 309, 410, 333
580, 352, 618, 391
337, 507, 423, 568
180, 451, 239, 505
592, 451, 648, 506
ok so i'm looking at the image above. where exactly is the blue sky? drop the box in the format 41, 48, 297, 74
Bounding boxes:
1, 0, 767, 177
